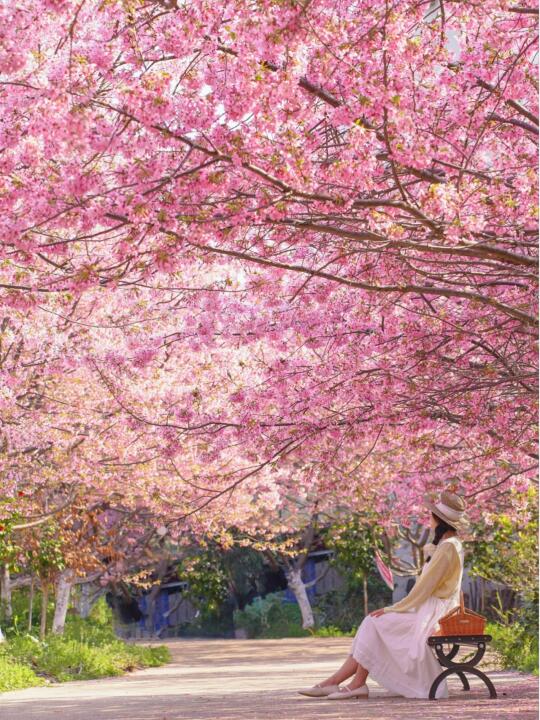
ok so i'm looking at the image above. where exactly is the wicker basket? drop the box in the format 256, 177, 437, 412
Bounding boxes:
435, 592, 486, 636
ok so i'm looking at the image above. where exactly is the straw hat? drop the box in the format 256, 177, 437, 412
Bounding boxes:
425, 490, 468, 530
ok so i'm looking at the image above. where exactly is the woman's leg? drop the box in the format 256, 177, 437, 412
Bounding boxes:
344, 661, 369, 689
317, 616, 372, 689
319, 654, 359, 686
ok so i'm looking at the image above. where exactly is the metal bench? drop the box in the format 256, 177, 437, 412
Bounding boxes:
427, 634, 497, 700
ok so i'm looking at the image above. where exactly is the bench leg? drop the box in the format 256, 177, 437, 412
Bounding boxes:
429, 668, 497, 700
457, 671, 470, 691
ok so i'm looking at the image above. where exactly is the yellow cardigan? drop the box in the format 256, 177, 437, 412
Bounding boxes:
383, 540, 461, 614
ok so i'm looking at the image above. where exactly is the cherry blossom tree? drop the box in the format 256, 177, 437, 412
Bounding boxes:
0, 0, 537, 581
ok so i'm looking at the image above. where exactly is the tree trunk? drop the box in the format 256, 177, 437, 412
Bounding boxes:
0, 565, 12, 623
480, 577, 486, 614
76, 581, 103, 619
363, 574, 369, 617
52, 570, 74, 635
79, 583, 92, 620
40, 583, 49, 639
286, 567, 314, 629
471, 577, 483, 613
28, 577, 34, 632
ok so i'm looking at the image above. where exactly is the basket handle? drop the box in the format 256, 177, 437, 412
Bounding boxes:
460, 591, 464, 612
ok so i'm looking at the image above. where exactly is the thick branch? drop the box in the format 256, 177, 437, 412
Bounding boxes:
169, 232, 538, 327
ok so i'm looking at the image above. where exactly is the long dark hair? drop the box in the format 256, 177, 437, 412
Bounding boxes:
426, 513, 457, 561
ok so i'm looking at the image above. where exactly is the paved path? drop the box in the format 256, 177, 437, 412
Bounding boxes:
1, 638, 537, 719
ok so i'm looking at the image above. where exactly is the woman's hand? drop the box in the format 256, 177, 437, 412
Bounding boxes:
369, 608, 385, 618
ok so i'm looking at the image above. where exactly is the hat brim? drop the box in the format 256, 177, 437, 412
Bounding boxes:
425, 499, 469, 531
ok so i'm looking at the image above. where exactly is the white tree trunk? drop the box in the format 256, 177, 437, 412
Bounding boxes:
286, 567, 315, 629
0, 565, 12, 622
52, 570, 74, 635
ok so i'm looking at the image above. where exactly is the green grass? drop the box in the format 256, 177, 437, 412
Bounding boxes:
0, 651, 45, 692
0, 598, 170, 692
4, 631, 169, 685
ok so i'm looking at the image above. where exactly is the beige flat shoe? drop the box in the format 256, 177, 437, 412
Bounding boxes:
327, 684, 369, 700
298, 683, 340, 697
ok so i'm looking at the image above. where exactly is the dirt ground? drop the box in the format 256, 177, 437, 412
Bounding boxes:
1, 637, 538, 720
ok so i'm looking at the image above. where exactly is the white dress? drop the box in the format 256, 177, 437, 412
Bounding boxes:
350, 537, 464, 699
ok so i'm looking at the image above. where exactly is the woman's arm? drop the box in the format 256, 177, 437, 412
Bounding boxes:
381, 542, 459, 614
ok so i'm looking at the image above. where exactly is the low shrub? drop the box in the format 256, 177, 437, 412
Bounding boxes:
5, 632, 168, 683
310, 625, 355, 637
0, 597, 170, 691
0, 650, 44, 692
487, 621, 538, 675
483, 590, 538, 676
234, 588, 380, 639
233, 592, 310, 638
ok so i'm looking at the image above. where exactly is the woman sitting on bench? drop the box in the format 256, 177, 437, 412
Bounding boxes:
298, 490, 467, 700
